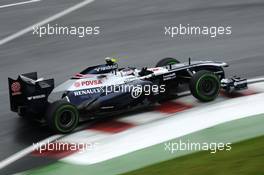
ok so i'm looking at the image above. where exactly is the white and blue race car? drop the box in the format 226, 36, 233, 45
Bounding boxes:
8, 57, 247, 133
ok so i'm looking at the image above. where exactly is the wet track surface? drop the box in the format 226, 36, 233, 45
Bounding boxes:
0, 0, 264, 174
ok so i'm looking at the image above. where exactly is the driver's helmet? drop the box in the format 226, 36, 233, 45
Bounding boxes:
105, 57, 117, 65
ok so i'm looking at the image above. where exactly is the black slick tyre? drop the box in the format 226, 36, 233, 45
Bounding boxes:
156, 58, 180, 67
190, 70, 220, 102
45, 100, 79, 134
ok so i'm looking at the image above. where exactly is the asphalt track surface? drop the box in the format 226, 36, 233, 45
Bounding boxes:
0, 0, 264, 174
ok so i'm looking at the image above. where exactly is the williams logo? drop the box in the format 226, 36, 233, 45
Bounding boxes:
27, 94, 46, 100
94, 64, 118, 72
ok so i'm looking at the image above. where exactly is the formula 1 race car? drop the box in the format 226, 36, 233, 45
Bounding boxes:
8, 57, 248, 133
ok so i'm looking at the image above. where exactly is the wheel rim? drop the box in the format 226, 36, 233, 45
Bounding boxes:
59, 110, 74, 127
56, 108, 77, 131
197, 76, 219, 98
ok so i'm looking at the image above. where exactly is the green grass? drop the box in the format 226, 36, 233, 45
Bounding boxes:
123, 136, 264, 175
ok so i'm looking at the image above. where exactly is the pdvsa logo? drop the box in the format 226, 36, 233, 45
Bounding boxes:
75, 80, 103, 87
74, 82, 81, 87
11, 82, 22, 95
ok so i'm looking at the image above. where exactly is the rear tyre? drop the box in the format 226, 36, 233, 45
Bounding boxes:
190, 70, 220, 102
155, 58, 180, 102
156, 57, 180, 67
45, 100, 79, 134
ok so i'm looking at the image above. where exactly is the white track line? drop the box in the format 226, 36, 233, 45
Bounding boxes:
0, 0, 94, 46
0, 135, 62, 169
0, 0, 41, 9
63, 92, 264, 164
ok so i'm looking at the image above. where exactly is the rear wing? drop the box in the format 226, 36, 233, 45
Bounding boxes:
8, 72, 54, 116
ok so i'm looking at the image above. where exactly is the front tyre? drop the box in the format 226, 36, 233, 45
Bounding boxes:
45, 100, 79, 134
190, 70, 220, 102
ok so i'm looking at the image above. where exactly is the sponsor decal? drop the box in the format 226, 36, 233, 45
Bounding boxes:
27, 94, 46, 100
163, 73, 176, 81
94, 64, 118, 72
148, 68, 161, 72
121, 69, 135, 76
74, 82, 81, 87
74, 80, 102, 87
11, 82, 22, 96
73, 73, 95, 79
74, 88, 102, 96
124, 77, 138, 83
